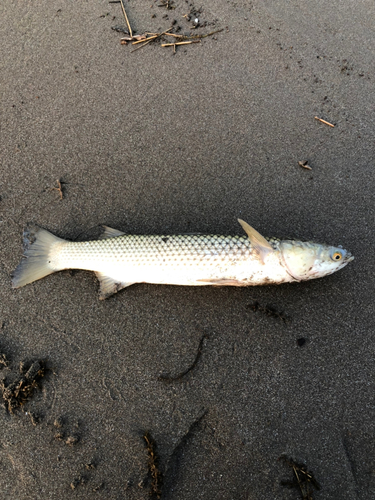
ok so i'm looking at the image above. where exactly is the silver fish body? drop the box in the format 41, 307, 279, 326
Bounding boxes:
12, 220, 354, 299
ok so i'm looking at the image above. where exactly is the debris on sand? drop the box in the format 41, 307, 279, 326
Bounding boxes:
298, 160, 312, 170
119, 0, 133, 37
280, 455, 321, 499
158, 332, 209, 382
158, 0, 175, 9
66, 434, 80, 446
110, 1, 223, 52
314, 116, 335, 127
124, 28, 223, 52
0, 353, 10, 368
51, 179, 64, 200
247, 301, 288, 323
143, 431, 163, 499
0, 360, 45, 413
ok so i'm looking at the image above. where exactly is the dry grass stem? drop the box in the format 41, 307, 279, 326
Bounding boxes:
190, 28, 224, 39
51, 179, 64, 200
131, 38, 155, 52
132, 35, 158, 45
162, 40, 200, 47
130, 28, 172, 52
314, 116, 335, 127
119, 0, 132, 37
164, 33, 185, 38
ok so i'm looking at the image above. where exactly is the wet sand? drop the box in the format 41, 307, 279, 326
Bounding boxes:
1, 0, 375, 498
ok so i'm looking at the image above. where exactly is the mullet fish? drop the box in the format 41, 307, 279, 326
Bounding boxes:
12, 220, 353, 300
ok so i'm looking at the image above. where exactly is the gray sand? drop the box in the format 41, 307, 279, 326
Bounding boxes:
1, 0, 374, 498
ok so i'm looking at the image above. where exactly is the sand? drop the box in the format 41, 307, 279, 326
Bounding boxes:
0, 0, 374, 498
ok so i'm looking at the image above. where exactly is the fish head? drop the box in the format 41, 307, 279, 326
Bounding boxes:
280, 240, 354, 281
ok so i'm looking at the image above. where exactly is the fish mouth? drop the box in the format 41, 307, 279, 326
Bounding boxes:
345, 252, 354, 262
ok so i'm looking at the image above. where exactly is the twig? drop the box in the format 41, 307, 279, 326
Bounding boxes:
51, 179, 64, 200
164, 33, 185, 38
122, 27, 223, 53
162, 40, 200, 47
121, 35, 146, 41
131, 37, 157, 52
279, 455, 320, 500
293, 466, 305, 496
189, 28, 224, 39
132, 35, 157, 45
314, 116, 335, 127
119, 0, 132, 37
131, 28, 172, 53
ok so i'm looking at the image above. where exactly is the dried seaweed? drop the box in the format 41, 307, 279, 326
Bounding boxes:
0, 361, 45, 413
143, 431, 163, 499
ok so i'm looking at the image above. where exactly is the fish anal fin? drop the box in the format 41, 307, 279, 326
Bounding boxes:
197, 278, 247, 286
237, 219, 273, 263
95, 272, 134, 299
99, 226, 126, 239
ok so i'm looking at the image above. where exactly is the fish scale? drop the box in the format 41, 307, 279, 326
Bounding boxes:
11, 220, 353, 300
56, 235, 254, 272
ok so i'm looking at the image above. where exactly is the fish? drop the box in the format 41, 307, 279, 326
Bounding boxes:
11, 219, 354, 300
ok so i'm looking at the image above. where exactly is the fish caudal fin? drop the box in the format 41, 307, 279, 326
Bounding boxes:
12, 225, 65, 288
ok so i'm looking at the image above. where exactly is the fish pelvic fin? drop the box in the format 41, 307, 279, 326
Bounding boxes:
12, 225, 66, 288
95, 272, 134, 300
237, 219, 274, 263
99, 226, 126, 239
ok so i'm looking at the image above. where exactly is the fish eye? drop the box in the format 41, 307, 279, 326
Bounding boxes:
332, 251, 342, 261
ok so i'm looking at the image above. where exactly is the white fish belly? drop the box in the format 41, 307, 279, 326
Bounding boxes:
51, 234, 292, 286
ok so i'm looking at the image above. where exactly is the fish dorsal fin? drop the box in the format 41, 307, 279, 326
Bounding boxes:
95, 272, 134, 300
237, 219, 274, 263
100, 226, 126, 239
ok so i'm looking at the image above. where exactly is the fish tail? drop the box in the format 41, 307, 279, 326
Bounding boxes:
12, 225, 66, 288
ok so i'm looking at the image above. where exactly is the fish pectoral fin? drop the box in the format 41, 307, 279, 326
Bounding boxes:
99, 226, 126, 239
95, 272, 134, 300
237, 219, 274, 263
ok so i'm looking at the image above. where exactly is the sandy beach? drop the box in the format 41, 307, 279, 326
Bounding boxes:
1, 0, 374, 498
